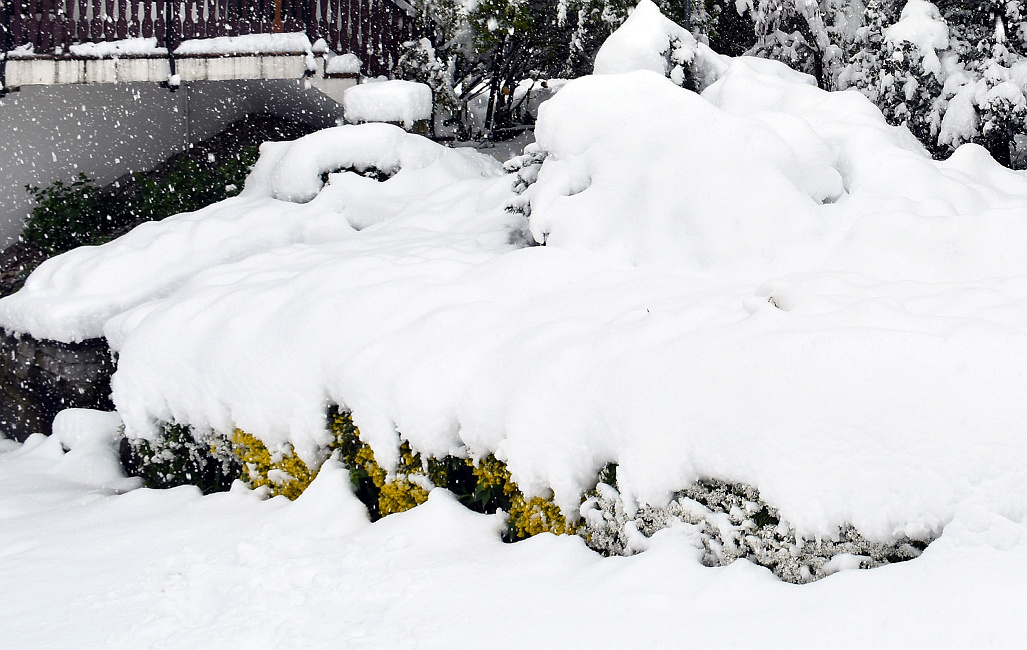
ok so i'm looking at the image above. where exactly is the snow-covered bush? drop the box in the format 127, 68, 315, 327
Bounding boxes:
120, 409, 932, 580
839, 0, 1027, 166
580, 469, 932, 584
503, 142, 548, 221
119, 407, 576, 541
119, 422, 240, 494
328, 407, 574, 539
231, 429, 319, 500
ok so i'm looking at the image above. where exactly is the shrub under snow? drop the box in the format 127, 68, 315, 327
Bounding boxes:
4, 2, 1027, 584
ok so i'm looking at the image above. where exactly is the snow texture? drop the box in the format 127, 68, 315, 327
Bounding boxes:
344, 80, 434, 127
4, 3, 1027, 552
326, 53, 363, 75
884, 0, 949, 76
593, 0, 698, 79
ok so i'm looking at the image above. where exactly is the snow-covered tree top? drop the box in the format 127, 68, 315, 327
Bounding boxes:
884, 0, 949, 75
593, 0, 698, 79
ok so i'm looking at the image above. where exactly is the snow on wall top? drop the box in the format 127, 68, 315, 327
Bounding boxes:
326, 53, 363, 75
343, 80, 434, 128
51, 33, 314, 59
174, 32, 313, 56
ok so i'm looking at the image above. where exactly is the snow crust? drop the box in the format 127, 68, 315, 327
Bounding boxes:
344, 80, 434, 127
5, 8, 1027, 545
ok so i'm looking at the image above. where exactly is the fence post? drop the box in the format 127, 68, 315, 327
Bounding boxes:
164, 0, 177, 90
0, 0, 10, 96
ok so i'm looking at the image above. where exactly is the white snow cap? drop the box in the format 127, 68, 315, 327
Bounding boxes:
344, 80, 433, 128
174, 32, 313, 56
593, 0, 697, 80
0, 124, 501, 342
884, 0, 949, 76
327, 52, 363, 75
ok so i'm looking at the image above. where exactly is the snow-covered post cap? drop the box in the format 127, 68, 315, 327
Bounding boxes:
343, 80, 433, 130
592, 0, 697, 84
326, 53, 363, 76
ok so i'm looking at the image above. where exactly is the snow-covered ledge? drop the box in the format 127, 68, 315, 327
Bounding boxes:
4, 54, 319, 86
2, 34, 360, 90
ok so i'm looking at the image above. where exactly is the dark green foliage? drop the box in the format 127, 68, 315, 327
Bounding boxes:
22, 149, 258, 258
22, 174, 120, 256
702, 0, 758, 57
14, 115, 318, 266
119, 422, 241, 494
121, 148, 257, 223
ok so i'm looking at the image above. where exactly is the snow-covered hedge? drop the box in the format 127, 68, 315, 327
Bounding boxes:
118, 407, 932, 582
6, 2, 1027, 587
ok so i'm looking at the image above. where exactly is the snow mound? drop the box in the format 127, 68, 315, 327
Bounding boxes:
593, 0, 697, 80
6, 14, 1027, 545
326, 52, 362, 75
344, 80, 433, 128
253, 122, 494, 203
0, 124, 503, 342
528, 57, 1027, 281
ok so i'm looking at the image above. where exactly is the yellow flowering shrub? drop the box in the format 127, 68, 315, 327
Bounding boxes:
228, 407, 578, 538
231, 429, 316, 500
328, 408, 432, 518
467, 454, 577, 539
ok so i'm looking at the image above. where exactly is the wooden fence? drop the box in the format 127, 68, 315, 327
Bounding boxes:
0, 0, 419, 77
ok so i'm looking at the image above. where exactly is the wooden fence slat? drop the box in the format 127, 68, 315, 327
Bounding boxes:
4, 0, 412, 73
169, 0, 181, 47
346, 0, 358, 54
142, 0, 154, 37
154, 0, 165, 43
75, 0, 88, 42
103, 0, 114, 39
182, 0, 194, 39
38, 0, 53, 51
26, 0, 40, 48
116, 0, 128, 38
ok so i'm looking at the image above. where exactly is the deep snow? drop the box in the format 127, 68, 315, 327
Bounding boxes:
1, 425, 1026, 648
3, 1, 1027, 643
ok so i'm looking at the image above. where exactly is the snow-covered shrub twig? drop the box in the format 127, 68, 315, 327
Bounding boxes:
119, 422, 240, 494
504, 143, 548, 220
580, 466, 932, 584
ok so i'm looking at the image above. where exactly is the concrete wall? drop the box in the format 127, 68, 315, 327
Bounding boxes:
0, 79, 346, 247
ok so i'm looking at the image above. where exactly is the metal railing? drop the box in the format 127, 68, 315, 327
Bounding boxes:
0, 0, 418, 78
